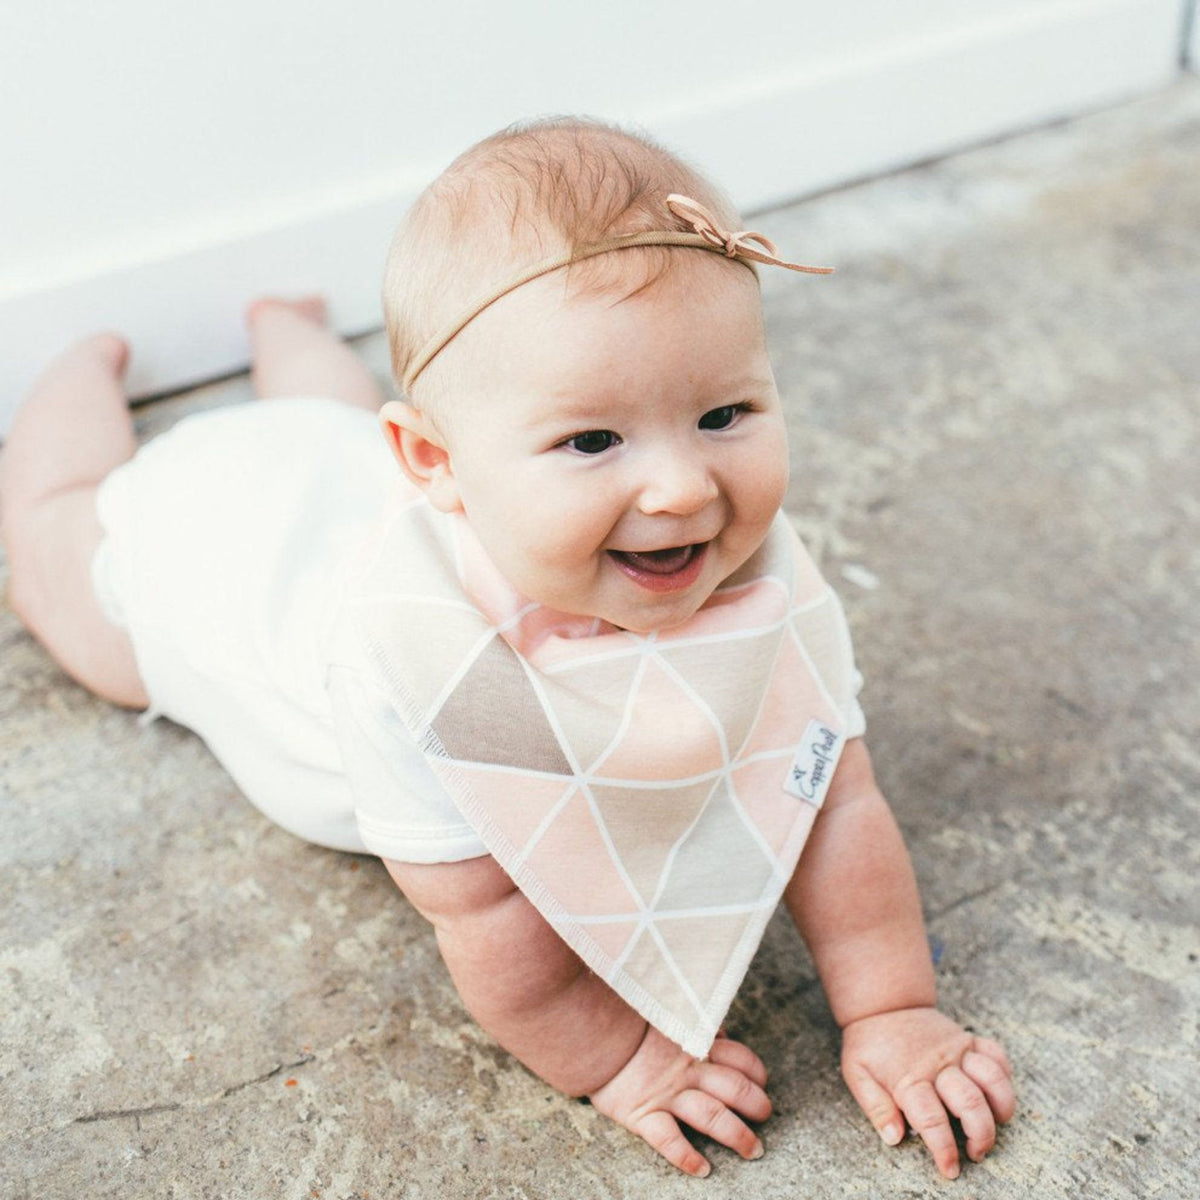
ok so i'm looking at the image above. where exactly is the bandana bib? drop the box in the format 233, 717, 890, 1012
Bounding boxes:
351, 486, 854, 1056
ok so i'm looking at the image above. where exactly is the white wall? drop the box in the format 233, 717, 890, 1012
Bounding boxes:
0, 0, 1183, 431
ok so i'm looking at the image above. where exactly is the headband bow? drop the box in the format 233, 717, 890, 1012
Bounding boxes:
665, 194, 833, 275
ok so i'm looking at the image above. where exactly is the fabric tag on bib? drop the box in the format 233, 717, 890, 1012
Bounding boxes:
784, 720, 844, 808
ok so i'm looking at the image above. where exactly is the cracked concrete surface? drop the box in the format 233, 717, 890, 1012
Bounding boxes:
4, 81, 1199, 1198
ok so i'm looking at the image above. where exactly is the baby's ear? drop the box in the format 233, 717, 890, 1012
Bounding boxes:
379, 400, 462, 513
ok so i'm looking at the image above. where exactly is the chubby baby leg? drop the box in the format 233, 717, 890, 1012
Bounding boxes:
0, 334, 148, 707
246, 296, 386, 411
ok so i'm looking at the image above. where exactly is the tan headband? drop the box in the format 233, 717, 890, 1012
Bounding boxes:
402, 193, 833, 392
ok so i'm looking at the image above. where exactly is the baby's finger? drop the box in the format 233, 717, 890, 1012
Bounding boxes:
963, 1048, 1017, 1124
972, 1036, 1014, 1079
842, 1062, 906, 1147
935, 1065, 997, 1163
696, 1059, 772, 1122
637, 1110, 712, 1177
899, 1080, 961, 1179
673, 1088, 764, 1161
707, 1036, 769, 1089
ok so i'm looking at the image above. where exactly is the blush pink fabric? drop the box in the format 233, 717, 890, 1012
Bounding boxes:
350, 484, 855, 1055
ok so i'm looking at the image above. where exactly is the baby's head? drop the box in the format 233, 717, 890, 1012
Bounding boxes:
379, 117, 810, 633
383, 117, 748, 408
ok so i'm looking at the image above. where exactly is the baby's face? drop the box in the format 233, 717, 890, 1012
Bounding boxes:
435, 257, 789, 633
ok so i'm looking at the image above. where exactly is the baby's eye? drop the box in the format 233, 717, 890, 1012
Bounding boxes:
564, 429, 620, 455
699, 403, 750, 430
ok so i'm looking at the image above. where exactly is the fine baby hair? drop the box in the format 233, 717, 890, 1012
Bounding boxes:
383, 117, 739, 404
382, 117, 827, 410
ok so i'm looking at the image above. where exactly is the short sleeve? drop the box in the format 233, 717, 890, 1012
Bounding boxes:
328, 663, 488, 863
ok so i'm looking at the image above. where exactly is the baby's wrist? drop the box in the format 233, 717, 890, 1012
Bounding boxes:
573, 1017, 650, 1098
837, 994, 938, 1033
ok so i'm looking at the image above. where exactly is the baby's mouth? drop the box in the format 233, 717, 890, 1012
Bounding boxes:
608, 543, 709, 591
612, 545, 698, 574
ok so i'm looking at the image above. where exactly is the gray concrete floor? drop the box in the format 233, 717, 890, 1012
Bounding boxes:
4, 81, 1199, 1199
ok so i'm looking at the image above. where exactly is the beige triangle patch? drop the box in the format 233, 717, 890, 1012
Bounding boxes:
432, 637, 572, 774
655, 784, 775, 911
590, 777, 718, 907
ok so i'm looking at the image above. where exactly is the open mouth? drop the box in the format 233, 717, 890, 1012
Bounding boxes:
608, 543, 709, 592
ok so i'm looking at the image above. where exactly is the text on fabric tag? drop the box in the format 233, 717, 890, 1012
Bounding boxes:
783, 721, 844, 808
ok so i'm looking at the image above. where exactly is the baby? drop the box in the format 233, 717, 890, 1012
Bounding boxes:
1, 118, 1014, 1179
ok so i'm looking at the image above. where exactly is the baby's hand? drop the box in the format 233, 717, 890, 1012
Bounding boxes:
841, 1006, 1015, 1179
588, 1026, 771, 1177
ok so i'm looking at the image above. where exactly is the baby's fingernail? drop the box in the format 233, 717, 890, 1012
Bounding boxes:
696, 1161, 711, 1178
749, 1141, 764, 1160
881, 1122, 904, 1146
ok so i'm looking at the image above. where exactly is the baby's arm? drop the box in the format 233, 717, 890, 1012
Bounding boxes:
785, 739, 1015, 1179
384, 855, 770, 1176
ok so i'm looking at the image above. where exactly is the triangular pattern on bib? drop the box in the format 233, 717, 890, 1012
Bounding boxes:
354, 482, 856, 1057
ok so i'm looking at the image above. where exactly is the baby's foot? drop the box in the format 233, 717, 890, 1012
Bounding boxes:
245, 295, 329, 332
38, 332, 131, 391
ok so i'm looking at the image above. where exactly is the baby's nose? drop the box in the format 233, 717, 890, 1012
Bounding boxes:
636, 453, 719, 516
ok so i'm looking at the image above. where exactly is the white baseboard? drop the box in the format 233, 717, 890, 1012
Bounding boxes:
0, 0, 1180, 435
653, 0, 1183, 211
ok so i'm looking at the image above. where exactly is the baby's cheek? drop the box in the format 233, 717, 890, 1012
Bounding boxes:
537, 506, 610, 557
744, 452, 788, 531
519, 521, 605, 592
